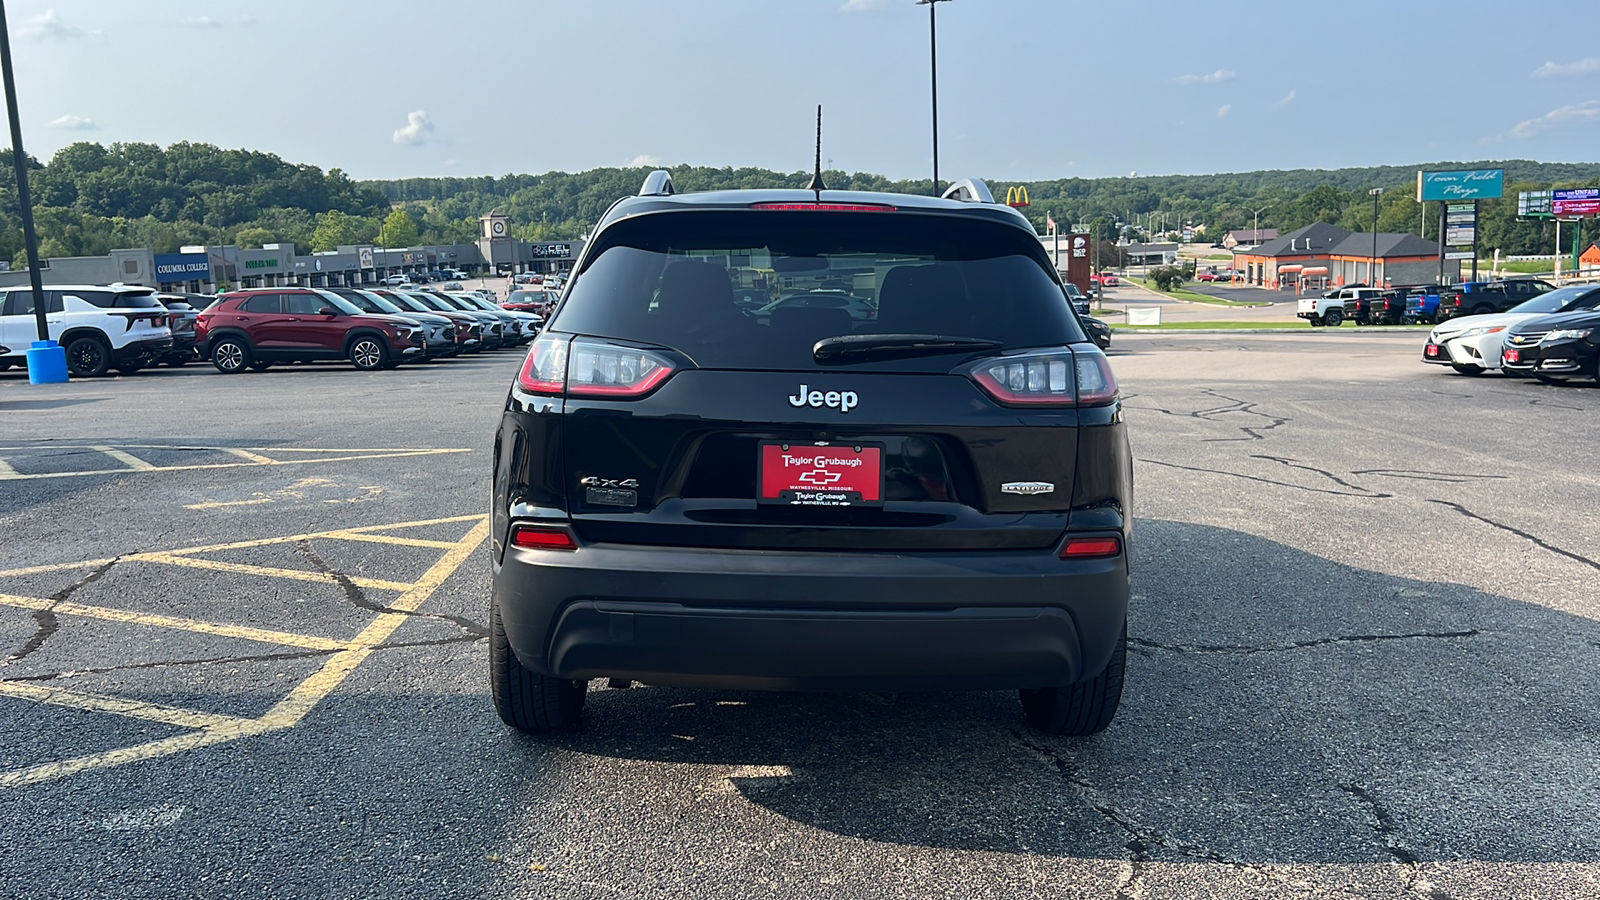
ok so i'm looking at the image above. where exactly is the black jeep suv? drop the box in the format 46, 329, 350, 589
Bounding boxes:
488, 174, 1133, 736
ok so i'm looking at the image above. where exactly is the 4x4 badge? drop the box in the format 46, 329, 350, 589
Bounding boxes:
580, 477, 639, 489
1001, 482, 1054, 496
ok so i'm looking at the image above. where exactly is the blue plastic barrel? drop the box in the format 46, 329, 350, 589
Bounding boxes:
26, 340, 69, 384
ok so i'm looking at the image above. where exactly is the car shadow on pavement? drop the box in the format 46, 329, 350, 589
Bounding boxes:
541, 518, 1600, 865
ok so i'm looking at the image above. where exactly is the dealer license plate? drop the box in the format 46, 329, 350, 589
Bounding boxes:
1504, 348, 1520, 364
759, 442, 883, 507
1425, 344, 1441, 358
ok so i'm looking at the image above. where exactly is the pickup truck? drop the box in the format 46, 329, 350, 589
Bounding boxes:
1435, 279, 1555, 322
1301, 286, 1381, 326
1405, 285, 1444, 323
1368, 289, 1409, 325
1340, 287, 1386, 325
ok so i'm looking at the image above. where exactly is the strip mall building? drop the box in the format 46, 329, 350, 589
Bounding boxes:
1232, 224, 1459, 290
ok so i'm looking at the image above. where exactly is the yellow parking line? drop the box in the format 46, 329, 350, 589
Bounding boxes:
0, 518, 489, 789
220, 448, 278, 464
0, 448, 470, 482
318, 531, 460, 550
259, 517, 491, 728
0, 681, 258, 731
91, 446, 157, 471
183, 498, 275, 510
0, 594, 351, 651
137, 554, 414, 592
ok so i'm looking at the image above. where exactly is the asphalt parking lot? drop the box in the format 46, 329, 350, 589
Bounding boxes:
2, 333, 1598, 899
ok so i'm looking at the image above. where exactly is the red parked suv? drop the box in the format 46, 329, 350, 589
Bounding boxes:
196, 288, 426, 373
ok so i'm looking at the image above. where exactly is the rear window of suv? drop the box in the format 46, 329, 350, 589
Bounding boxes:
550, 210, 1087, 370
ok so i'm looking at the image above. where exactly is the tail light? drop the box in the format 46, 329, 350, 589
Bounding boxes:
509, 523, 578, 551
750, 202, 897, 212
517, 334, 677, 399
1061, 536, 1122, 559
964, 346, 1119, 407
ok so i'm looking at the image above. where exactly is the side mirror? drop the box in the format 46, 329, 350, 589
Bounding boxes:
318, 307, 337, 316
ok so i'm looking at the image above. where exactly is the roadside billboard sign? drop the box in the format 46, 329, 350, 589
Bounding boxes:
1552, 188, 1600, 217
1519, 190, 1554, 217
1417, 169, 1505, 202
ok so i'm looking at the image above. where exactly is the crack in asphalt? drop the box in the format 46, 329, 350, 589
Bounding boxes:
1125, 388, 1291, 443
1351, 469, 1510, 484
1127, 630, 1481, 656
297, 541, 488, 638
3, 558, 123, 667
1339, 783, 1456, 900
1008, 729, 1369, 899
1139, 458, 1387, 498
1250, 455, 1393, 497
1428, 500, 1600, 574
2, 634, 485, 683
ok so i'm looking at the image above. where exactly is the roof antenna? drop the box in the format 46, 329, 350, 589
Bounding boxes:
807, 105, 828, 195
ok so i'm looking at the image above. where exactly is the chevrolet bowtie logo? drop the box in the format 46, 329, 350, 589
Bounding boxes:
798, 470, 843, 485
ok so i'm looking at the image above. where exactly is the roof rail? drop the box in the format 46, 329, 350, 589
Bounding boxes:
639, 170, 675, 197
941, 178, 994, 204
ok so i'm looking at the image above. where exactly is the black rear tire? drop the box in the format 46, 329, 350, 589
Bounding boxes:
211, 338, 252, 374
64, 336, 111, 378
1020, 620, 1126, 736
1324, 308, 1345, 326
490, 600, 586, 733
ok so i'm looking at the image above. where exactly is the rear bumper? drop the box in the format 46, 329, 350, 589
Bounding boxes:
492, 540, 1129, 691
112, 337, 173, 365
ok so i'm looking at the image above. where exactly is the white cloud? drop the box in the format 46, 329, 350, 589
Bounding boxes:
392, 110, 435, 147
1270, 89, 1297, 109
1509, 100, 1600, 137
1217, 105, 1232, 119
628, 155, 662, 167
183, 16, 224, 27
1176, 69, 1235, 85
1532, 58, 1600, 78
840, 0, 894, 10
23, 9, 100, 40
48, 114, 96, 130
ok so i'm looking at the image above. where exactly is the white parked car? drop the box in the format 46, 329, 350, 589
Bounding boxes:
1422, 284, 1600, 375
0, 284, 174, 377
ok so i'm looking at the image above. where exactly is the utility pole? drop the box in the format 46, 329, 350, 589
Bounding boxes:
1251, 204, 1271, 243
1369, 188, 1383, 286
917, 0, 951, 196
0, 0, 65, 382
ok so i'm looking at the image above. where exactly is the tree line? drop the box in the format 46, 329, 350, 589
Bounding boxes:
4, 142, 1598, 270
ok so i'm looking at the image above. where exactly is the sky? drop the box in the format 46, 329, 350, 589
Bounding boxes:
7, 0, 1599, 183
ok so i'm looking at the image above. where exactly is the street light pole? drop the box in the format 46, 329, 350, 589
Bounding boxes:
1369, 188, 1383, 287
1, 1, 45, 342
1251, 204, 1271, 242
917, 0, 950, 196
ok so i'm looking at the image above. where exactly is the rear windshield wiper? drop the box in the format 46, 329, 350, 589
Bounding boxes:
813, 333, 1002, 364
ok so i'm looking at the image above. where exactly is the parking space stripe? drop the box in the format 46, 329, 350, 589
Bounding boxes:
0, 515, 490, 581
0, 594, 352, 651
0, 681, 259, 731
91, 446, 157, 471
0, 516, 489, 790
137, 554, 415, 592
317, 532, 461, 550
220, 448, 278, 464
0, 448, 470, 481
0, 458, 18, 478
256, 518, 490, 729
